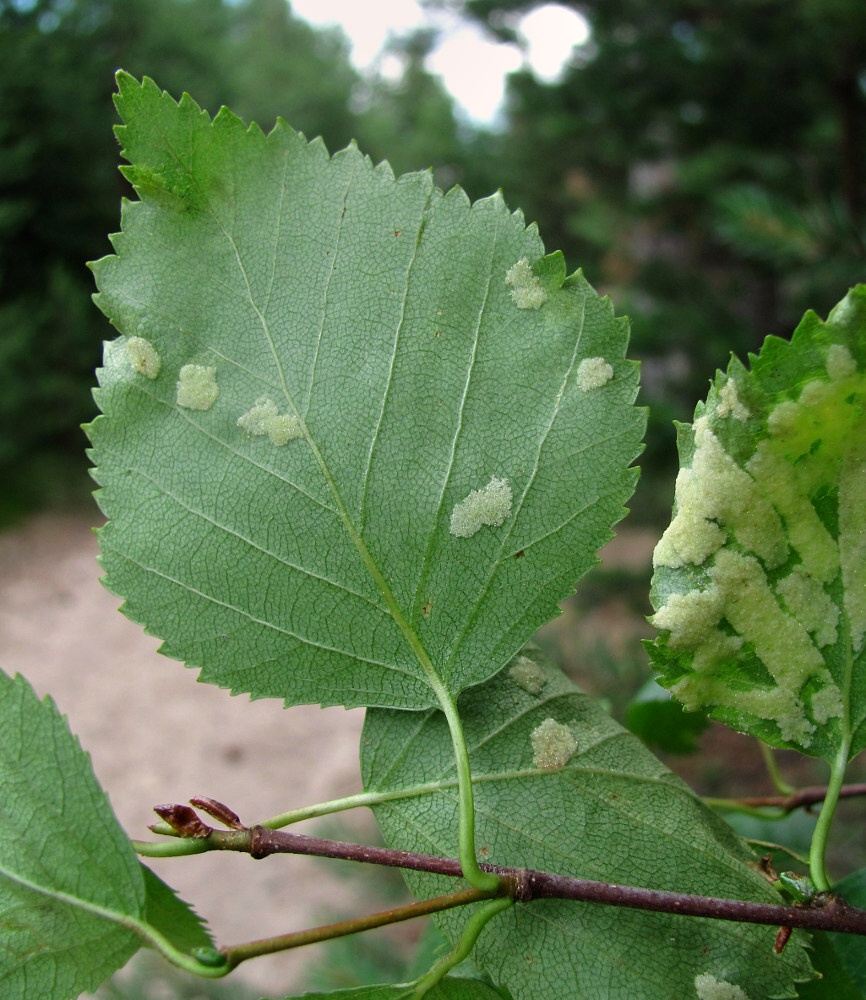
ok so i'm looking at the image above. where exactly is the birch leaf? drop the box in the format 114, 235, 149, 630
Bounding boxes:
361, 647, 814, 1000
0, 670, 145, 998
87, 74, 643, 711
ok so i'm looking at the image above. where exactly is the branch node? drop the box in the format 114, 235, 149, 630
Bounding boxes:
505, 867, 534, 903
249, 825, 271, 860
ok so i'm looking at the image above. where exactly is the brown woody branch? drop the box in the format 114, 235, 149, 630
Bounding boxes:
731, 783, 866, 812
151, 799, 866, 938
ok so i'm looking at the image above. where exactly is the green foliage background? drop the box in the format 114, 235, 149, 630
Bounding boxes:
0, 0, 467, 486
2, 0, 863, 516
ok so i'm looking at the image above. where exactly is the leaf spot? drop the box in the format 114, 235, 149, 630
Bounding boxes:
176, 364, 219, 411
125, 336, 161, 379
237, 396, 303, 446
653, 417, 786, 570
530, 718, 577, 769
775, 566, 839, 648
576, 357, 614, 391
694, 973, 751, 1000
505, 257, 547, 310
827, 343, 857, 381
449, 476, 513, 538
716, 378, 750, 420
509, 656, 548, 696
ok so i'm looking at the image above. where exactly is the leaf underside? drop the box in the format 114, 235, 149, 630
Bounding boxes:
0, 670, 145, 999
647, 285, 866, 760
361, 647, 814, 1000
87, 73, 644, 712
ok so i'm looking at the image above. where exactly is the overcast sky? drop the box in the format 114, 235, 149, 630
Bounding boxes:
287, 0, 589, 123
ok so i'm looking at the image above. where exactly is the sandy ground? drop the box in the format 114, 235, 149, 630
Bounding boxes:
0, 507, 660, 998
0, 509, 376, 997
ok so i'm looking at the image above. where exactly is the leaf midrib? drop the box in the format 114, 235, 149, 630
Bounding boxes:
153, 135, 449, 699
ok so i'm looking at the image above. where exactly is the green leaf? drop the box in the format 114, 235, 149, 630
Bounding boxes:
625, 676, 710, 753
87, 73, 643, 712
647, 285, 866, 760
795, 929, 865, 999
361, 647, 814, 1000
273, 979, 508, 1000
0, 669, 145, 998
797, 866, 866, 996
141, 865, 214, 956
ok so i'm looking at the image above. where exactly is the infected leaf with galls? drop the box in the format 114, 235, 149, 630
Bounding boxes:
237, 396, 303, 446
648, 285, 866, 761
505, 257, 547, 309
87, 73, 643, 713
362, 647, 813, 1000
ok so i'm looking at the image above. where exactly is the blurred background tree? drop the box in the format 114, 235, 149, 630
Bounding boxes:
461, 0, 866, 506
0, 0, 474, 516
0, 0, 863, 519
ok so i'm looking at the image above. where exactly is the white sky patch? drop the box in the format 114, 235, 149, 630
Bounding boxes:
519, 4, 590, 82
426, 25, 522, 123
290, 0, 425, 66
288, 0, 589, 124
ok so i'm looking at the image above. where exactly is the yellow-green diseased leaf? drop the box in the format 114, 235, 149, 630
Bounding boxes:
361, 647, 814, 1000
0, 669, 145, 998
648, 285, 866, 760
87, 74, 643, 712
272, 979, 509, 1000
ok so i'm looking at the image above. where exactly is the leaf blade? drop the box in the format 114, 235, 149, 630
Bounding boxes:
88, 74, 643, 711
361, 647, 814, 1000
0, 670, 144, 999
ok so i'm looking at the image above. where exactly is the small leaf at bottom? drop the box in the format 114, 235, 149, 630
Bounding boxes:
0, 669, 145, 998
